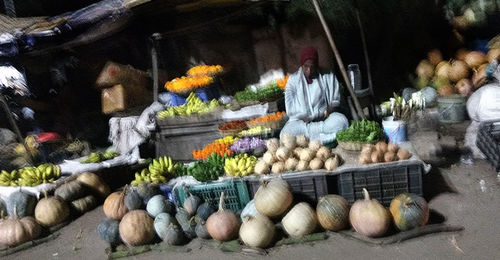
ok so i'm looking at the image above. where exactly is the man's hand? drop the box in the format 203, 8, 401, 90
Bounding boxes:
323, 110, 329, 120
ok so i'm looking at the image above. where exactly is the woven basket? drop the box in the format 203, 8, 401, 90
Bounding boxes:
219, 128, 245, 137
246, 116, 288, 130
337, 141, 378, 151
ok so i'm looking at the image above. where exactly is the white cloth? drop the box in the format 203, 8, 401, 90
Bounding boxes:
281, 68, 347, 142
467, 84, 500, 122
221, 103, 269, 121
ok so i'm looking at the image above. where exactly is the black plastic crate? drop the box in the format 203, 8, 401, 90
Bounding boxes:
477, 120, 500, 171
338, 163, 424, 206
246, 171, 338, 205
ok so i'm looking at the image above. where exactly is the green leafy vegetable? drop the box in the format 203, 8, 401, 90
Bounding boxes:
183, 153, 227, 182
336, 119, 383, 142
234, 84, 283, 102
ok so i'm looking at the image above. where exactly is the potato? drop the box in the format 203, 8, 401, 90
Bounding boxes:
358, 153, 371, 164
384, 152, 396, 162
387, 142, 399, 153
361, 144, 374, 156
397, 148, 411, 160
371, 150, 384, 163
375, 141, 388, 153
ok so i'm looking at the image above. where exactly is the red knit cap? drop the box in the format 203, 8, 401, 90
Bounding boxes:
299, 46, 318, 65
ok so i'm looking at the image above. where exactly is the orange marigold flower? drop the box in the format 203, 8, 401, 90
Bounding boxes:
187, 65, 224, 77
164, 75, 214, 93
277, 75, 289, 90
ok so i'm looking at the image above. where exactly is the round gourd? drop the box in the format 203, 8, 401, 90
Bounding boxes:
324, 156, 340, 171
175, 207, 191, 228
263, 151, 277, 165
180, 216, 197, 239
299, 148, 315, 162
254, 178, 292, 217
271, 161, 285, 174
119, 210, 155, 246
154, 213, 179, 240
54, 180, 87, 202
76, 172, 110, 198
281, 133, 296, 150
390, 193, 429, 231
308, 140, 322, 151
195, 221, 211, 239
316, 146, 331, 161
0, 207, 41, 246
183, 193, 202, 216
254, 160, 270, 175
146, 195, 174, 217
276, 147, 291, 161
239, 214, 275, 248
97, 218, 121, 245
124, 188, 142, 210
296, 160, 310, 171
164, 223, 186, 245
296, 135, 309, 148
71, 195, 98, 214
240, 199, 258, 221
7, 190, 36, 217
316, 195, 349, 231
34, 195, 70, 227
196, 203, 215, 221
206, 192, 240, 241
285, 157, 299, 171
103, 191, 128, 220
136, 182, 160, 204
265, 138, 279, 154
282, 202, 317, 237
309, 158, 323, 170
349, 188, 390, 237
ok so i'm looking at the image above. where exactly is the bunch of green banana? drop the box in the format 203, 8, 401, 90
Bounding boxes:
131, 156, 179, 186
224, 153, 257, 177
0, 170, 19, 186
81, 151, 119, 163
157, 93, 219, 119
0, 164, 61, 187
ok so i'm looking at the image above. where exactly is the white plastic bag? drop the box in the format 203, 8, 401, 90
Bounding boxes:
467, 84, 500, 122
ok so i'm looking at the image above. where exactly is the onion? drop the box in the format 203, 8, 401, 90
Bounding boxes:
455, 78, 473, 97
292, 147, 303, 158
254, 178, 292, 218
308, 140, 322, 152
316, 146, 331, 161
263, 151, 276, 165
299, 148, 315, 162
254, 160, 270, 175
324, 155, 340, 171
487, 48, 500, 63
271, 162, 285, 174
239, 214, 275, 248
415, 60, 434, 79
438, 84, 456, 96
285, 157, 299, 171
455, 48, 469, 61
472, 63, 488, 89
296, 160, 310, 171
435, 61, 451, 79
282, 202, 317, 237
464, 51, 486, 68
265, 138, 279, 154
281, 133, 296, 150
309, 158, 324, 170
427, 49, 443, 66
296, 135, 309, 148
206, 192, 240, 241
448, 60, 470, 82
275, 147, 290, 161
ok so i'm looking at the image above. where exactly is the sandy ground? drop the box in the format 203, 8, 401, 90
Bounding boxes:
5, 143, 500, 259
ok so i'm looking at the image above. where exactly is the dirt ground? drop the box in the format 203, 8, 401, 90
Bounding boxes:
6, 141, 500, 259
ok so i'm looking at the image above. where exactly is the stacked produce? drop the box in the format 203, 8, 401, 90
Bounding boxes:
229, 137, 266, 155
414, 48, 499, 97
0, 172, 110, 247
130, 156, 182, 186
336, 120, 384, 148
254, 133, 342, 175
238, 126, 272, 137
157, 93, 219, 119
358, 141, 412, 164
185, 153, 226, 182
81, 151, 119, 163
234, 85, 283, 103
224, 153, 258, 177
192, 136, 236, 160
164, 64, 223, 94
218, 120, 247, 131
248, 111, 286, 129
0, 164, 61, 187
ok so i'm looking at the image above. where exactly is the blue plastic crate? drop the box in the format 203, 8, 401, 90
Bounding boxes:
168, 85, 221, 106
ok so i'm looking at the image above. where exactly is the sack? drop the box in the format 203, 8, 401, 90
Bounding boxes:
467, 84, 500, 122
96, 61, 149, 88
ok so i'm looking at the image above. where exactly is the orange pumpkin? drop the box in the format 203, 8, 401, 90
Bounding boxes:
103, 191, 128, 220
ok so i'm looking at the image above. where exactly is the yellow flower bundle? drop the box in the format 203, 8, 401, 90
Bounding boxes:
164, 75, 214, 93
187, 65, 223, 77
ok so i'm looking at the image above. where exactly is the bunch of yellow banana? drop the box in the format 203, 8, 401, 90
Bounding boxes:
131, 156, 178, 186
81, 151, 119, 163
0, 170, 19, 186
157, 93, 219, 119
224, 153, 257, 177
0, 164, 61, 187
214, 136, 238, 144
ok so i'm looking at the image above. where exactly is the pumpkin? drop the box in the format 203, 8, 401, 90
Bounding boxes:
154, 212, 179, 240
97, 218, 121, 245
119, 210, 155, 246
206, 192, 240, 241
349, 188, 391, 237
136, 182, 160, 204
34, 194, 70, 227
282, 202, 317, 237
196, 203, 215, 221
103, 191, 128, 220
195, 221, 211, 239
7, 190, 36, 217
180, 216, 197, 239
316, 195, 349, 231
146, 195, 174, 217
389, 193, 429, 231
183, 193, 202, 216
124, 188, 142, 210
254, 178, 292, 217
175, 207, 191, 228
163, 223, 186, 245
0, 207, 41, 246
76, 172, 110, 198
71, 195, 98, 214
55, 180, 87, 202
239, 214, 275, 248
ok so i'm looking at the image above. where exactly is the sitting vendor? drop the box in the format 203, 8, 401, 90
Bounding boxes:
281, 46, 348, 143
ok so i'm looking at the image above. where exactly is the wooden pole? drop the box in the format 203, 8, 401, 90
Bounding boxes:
354, 0, 374, 97
310, 0, 366, 119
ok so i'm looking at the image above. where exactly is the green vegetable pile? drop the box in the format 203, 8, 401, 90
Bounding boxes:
177, 153, 227, 182
234, 84, 283, 102
336, 119, 384, 142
